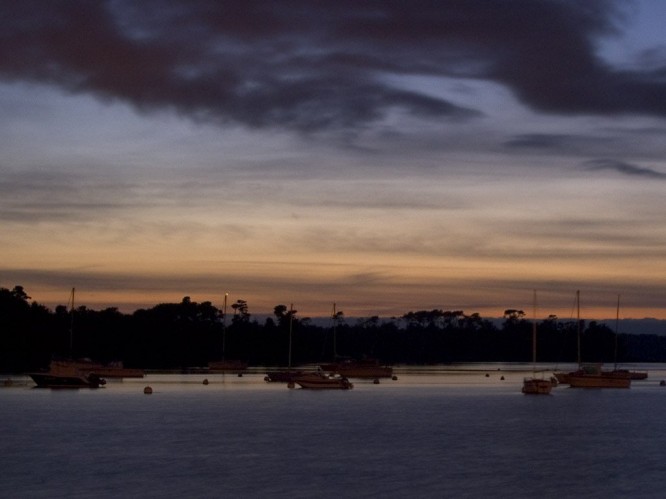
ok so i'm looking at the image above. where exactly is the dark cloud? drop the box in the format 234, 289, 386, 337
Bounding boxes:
503, 133, 594, 150
584, 158, 666, 179
502, 133, 621, 157
1, 0, 663, 133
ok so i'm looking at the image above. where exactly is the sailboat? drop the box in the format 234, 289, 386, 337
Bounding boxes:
606, 295, 647, 381
564, 291, 630, 389
264, 304, 305, 382
319, 303, 393, 380
29, 288, 107, 388
208, 293, 248, 374
522, 290, 553, 395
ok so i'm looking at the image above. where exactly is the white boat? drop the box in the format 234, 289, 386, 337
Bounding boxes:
293, 372, 353, 390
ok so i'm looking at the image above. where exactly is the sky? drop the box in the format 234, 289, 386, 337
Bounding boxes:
1, 0, 665, 321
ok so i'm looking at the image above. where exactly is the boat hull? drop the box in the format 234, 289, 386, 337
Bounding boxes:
568, 375, 631, 388
320, 361, 393, 379
609, 369, 647, 380
29, 372, 104, 388
264, 370, 304, 382
294, 374, 353, 390
522, 378, 553, 395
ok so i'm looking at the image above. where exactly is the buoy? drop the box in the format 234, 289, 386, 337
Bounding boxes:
485, 373, 490, 378
373, 378, 380, 384
287, 381, 295, 389
500, 376, 505, 381
660, 380, 665, 387
203, 378, 209, 385
238, 373, 243, 377
392, 375, 398, 381
143, 386, 153, 394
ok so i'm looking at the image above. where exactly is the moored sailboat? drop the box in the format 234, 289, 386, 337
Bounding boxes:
319, 303, 394, 380
28, 288, 107, 388
606, 295, 647, 381
265, 304, 304, 382
522, 290, 553, 395
29, 359, 106, 388
208, 293, 248, 374
564, 291, 630, 389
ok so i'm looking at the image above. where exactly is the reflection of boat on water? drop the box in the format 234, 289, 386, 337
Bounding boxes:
29, 359, 106, 388
522, 290, 553, 395
293, 372, 353, 390
320, 358, 393, 379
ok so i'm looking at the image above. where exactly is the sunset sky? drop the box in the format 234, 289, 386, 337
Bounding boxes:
1, 0, 665, 321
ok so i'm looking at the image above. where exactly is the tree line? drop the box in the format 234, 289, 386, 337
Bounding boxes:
2, 285, 665, 373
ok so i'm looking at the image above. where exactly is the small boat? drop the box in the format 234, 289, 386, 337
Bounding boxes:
522, 378, 554, 395
554, 291, 631, 388
320, 303, 393, 379
293, 372, 353, 390
522, 290, 552, 395
568, 364, 631, 388
567, 294, 631, 389
29, 360, 106, 388
28, 289, 109, 388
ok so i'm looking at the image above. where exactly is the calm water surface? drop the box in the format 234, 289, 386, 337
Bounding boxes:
2, 366, 666, 498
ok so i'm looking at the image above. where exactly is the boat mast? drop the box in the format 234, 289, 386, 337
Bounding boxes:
532, 290, 537, 366
288, 303, 294, 369
614, 294, 620, 371
222, 292, 228, 360
332, 302, 337, 360
576, 290, 581, 366
69, 287, 75, 358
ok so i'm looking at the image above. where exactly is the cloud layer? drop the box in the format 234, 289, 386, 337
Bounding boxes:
2, 0, 665, 135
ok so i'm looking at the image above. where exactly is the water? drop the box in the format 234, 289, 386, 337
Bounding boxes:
2, 367, 666, 498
